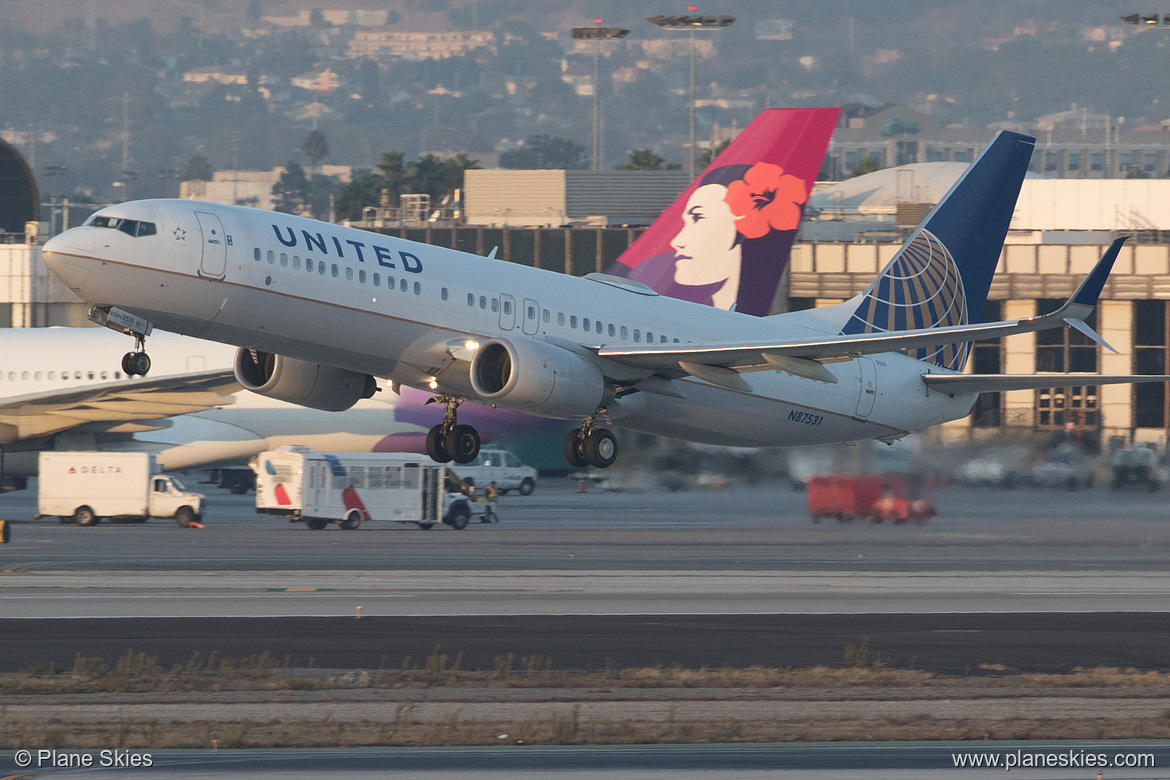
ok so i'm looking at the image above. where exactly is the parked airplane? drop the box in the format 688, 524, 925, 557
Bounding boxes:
43, 127, 1169, 471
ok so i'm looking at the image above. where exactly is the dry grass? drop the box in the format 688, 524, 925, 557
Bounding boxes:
4, 648, 1170, 748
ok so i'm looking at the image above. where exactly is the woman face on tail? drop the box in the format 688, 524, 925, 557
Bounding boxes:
670, 183, 742, 287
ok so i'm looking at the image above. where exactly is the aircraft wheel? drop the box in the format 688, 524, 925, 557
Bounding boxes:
122, 352, 138, 375
563, 429, 588, 469
132, 352, 151, 376
585, 428, 618, 469
445, 424, 480, 465
426, 425, 452, 463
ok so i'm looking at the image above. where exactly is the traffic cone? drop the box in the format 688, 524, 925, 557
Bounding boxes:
578, 479, 587, 493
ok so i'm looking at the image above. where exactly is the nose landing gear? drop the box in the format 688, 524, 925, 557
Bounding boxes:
121, 333, 151, 376
424, 395, 481, 465
564, 415, 618, 469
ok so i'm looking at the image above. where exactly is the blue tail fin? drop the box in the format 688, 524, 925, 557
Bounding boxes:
838, 130, 1035, 370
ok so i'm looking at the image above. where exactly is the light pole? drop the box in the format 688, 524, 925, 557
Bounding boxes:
571, 23, 629, 171
647, 13, 735, 179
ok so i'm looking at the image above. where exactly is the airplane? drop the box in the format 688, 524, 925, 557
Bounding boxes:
44, 125, 1169, 471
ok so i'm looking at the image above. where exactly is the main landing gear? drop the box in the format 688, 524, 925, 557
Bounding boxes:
564, 415, 618, 469
424, 395, 481, 465
121, 333, 151, 376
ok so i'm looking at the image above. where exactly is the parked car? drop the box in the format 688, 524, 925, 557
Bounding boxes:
1031, 443, 1094, 491
1111, 446, 1160, 491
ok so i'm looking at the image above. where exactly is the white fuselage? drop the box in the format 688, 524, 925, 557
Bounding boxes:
44, 199, 977, 448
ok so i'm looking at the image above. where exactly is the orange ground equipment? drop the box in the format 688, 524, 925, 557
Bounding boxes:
807, 474, 935, 524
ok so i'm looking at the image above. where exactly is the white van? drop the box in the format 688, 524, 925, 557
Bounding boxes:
448, 448, 537, 495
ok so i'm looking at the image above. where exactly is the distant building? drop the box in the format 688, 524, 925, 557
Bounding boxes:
348, 30, 494, 60
825, 105, 1170, 180
181, 166, 353, 211
291, 68, 339, 93
182, 67, 249, 86
463, 170, 690, 227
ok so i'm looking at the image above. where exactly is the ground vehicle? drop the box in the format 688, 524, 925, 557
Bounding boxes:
807, 474, 935, 524
1111, 446, 1160, 491
37, 452, 204, 527
254, 448, 474, 530
448, 448, 537, 495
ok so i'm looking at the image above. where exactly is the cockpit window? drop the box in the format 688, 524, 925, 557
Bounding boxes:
87, 215, 157, 237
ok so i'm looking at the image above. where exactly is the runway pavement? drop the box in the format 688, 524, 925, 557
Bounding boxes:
0, 479, 1168, 673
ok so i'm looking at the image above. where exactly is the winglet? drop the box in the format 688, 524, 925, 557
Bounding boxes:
1071, 236, 1128, 308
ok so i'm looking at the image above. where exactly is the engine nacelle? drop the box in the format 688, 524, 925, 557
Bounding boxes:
234, 348, 377, 412
469, 337, 609, 418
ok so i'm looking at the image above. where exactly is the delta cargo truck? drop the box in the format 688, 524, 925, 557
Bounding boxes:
37, 451, 205, 527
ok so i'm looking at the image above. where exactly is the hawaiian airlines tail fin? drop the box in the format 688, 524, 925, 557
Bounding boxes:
606, 107, 839, 316
800, 130, 1035, 372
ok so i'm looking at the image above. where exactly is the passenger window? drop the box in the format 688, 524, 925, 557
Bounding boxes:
345, 267, 353, 281
332, 264, 339, 278
570, 315, 578, 328
608, 324, 615, 337
280, 253, 288, 267
253, 248, 261, 262
596, 321, 603, 334
557, 313, 565, 326
543, 309, 550, 323
479, 296, 487, 309
267, 250, 275, 264
319, 262, 326, 275
48, 371, 55, 380
442, 287, 449, 301
467, 293, 475, 306
504, 300, 512, 315
306, 258, 314, 272
527, 305, 535, 319
583, 318, 590, 330
491, 299, 499, 312
661, 335, 668, 343
359, 270, 366, 283
646, 331, 653, 342
673, 338, 680, 343
414, 282, 421, 295
35, 371, 42, 380
293, 256, 301, 270
400, 278, 407, 293
373, 273, 380, 286
634, 330, 641, 342
621, 326, 628, 339
6, 372, 12, 380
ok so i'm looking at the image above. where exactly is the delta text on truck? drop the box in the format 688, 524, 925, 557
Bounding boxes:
37, 451, 205, 527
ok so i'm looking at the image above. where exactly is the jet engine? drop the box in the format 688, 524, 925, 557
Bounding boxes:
469, 337, 611, 418
234, 348, 377, 412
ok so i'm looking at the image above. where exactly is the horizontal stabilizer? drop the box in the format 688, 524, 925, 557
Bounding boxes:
923, 373, 1170, 395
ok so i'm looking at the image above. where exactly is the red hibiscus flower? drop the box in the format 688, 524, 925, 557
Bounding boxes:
723, 162, 808, 239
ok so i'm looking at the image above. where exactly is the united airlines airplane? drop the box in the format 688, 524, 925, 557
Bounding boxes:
41, 124, 1170, 470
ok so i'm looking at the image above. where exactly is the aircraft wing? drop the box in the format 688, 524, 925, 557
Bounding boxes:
596, 238, 1127, 375
0, 369, 240, 442
922, 373, 1170, 395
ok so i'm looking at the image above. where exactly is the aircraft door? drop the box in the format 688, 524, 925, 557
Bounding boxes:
498, 293, 516, 331
521, 298, 539, 335
194, 211, 227, 279
854, 357, 878, 420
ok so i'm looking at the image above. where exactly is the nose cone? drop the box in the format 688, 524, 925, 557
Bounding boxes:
42, 228, 96, 291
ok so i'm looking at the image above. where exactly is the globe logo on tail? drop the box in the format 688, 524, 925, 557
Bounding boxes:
843, 230, 970, 371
